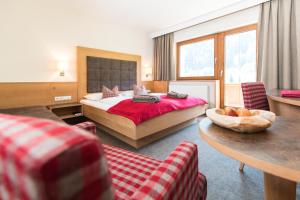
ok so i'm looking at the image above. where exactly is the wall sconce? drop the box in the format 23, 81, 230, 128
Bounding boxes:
144, 65, 152, 79
58, 61, 68, 77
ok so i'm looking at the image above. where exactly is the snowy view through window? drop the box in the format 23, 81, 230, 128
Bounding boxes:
179, 30, 256, 82
180, 39, 214, 77
225, 30, 256, 84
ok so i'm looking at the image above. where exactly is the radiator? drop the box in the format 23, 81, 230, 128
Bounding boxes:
169, 81, 218, 108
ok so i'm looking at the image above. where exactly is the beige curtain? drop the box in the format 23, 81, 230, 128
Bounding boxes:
257, 0, 300, 90
153, 33, 173, 80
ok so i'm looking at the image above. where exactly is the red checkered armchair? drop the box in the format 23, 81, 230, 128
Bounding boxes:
0, 114, 207, 200
241, 82, 270, 111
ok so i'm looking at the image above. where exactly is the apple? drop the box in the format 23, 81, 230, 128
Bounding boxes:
236, 108, 252, 117
224, 107, 238, 117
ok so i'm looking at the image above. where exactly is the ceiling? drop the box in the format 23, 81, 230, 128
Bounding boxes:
81, 0, 244, 33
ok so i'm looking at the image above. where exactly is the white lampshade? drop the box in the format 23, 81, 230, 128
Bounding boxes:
58, 61, 68, 76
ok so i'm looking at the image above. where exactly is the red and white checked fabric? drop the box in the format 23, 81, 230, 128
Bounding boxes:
0, 114, 113, 200
241, 82, 270, 111
103, 142, 207, 200
73, 121, 96, 135
0, 114, 207, 200
103, 144, 161, 199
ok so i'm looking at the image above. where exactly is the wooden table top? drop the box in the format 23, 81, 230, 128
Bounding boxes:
268, 89, 300, 107
199, 117, 300, 182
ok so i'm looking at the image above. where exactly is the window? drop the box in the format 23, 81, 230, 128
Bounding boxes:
224, 26, 257, 107
177, 35, 217, 80
225, 30, 257, 84
176, 24, 257, 108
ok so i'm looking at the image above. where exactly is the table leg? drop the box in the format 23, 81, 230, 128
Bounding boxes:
264, 172, 296, 200
239, 162, 245, 171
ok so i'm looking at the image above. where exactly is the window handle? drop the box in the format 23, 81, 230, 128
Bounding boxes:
220, 70, 223, 78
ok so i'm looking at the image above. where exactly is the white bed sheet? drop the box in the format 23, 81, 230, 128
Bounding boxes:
80, 93, 165, 111
80, 96, 131, 111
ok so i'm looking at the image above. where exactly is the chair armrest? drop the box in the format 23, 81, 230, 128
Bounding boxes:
131, 141, 207, 200
73, 121, 96, 134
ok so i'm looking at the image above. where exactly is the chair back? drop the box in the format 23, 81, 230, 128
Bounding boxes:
0, 114, 113, 200
241, 82, 270, 110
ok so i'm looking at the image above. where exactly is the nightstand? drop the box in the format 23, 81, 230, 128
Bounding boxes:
47, 103, 86, 125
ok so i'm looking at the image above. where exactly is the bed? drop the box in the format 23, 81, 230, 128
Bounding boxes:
77, 47, 208, 148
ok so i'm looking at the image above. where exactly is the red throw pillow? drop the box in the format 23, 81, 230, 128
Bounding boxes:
102, 86, 119, 99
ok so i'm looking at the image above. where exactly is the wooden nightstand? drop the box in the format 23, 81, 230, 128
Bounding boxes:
47, 103, 86, 125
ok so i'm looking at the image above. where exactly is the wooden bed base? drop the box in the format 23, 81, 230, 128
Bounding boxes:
94, 118, 196, 148
83, 104, 207, 148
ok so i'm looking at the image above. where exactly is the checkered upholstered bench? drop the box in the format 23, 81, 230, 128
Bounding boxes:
0, 114, 207, 200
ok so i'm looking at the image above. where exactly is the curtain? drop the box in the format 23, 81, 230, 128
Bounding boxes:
153, 33, 173, 81
257, 0, 300, 90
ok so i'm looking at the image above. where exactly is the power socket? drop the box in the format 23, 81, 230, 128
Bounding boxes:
54, 96, 72, 101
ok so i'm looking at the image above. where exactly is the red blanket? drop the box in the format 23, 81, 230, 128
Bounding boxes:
107, 95, 207, 125
280, 90, 300, 98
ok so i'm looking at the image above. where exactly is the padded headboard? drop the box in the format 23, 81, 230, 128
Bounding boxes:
77, 46, 141, 101
87, 56, 137, 93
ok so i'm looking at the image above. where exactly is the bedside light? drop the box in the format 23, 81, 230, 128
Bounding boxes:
144, 65, 152, 79
58, 61, 68, 77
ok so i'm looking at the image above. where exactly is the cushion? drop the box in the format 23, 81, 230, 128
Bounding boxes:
120, 90, 134, 97
102, 86, 119, 99
0, 114, 114, 200
133, 85, 147, 96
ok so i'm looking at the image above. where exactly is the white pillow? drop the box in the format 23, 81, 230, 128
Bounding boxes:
84, 93, 103, 101
120, 90, 134, 97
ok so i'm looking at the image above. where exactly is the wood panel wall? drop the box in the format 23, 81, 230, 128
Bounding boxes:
0, 82, 78, 109
142, 81, 154, 91
153, 81, 169, 93
141, 81, 169, 93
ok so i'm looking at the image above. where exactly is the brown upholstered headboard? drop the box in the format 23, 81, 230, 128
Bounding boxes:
77, 46, 141, 101
87, 56, 137, 93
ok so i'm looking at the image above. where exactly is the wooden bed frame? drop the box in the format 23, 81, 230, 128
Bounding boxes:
77, 46, 207, 148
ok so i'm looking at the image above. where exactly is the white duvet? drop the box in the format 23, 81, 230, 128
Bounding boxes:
80, 93, 164, 111
80, 96, 131, 111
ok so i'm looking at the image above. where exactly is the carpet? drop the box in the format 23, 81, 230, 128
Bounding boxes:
95, 118, 300, 200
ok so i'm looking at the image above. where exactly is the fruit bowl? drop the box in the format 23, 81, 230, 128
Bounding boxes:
206, 108, 276, 133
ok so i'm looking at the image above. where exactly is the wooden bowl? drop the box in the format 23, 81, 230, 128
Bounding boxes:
206, 108, 276, 133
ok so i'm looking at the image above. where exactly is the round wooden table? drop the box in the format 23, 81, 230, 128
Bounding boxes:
199, 117, 300, 200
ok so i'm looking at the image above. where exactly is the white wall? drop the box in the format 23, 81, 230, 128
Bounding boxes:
171, 6, 260, 80
0, 0, 153, 82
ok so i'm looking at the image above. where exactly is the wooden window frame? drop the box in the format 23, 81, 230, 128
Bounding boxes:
176, 24, 257, 82
220, 24, 257, 108
176, 34, 218, 80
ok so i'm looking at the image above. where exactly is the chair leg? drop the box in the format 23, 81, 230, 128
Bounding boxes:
239, 162, 245, 171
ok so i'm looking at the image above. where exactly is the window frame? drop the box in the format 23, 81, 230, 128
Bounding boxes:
176, 24, 257, 82
222, 24, 258, 107
223, 24, 258, 78
176, 34, 218, 80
